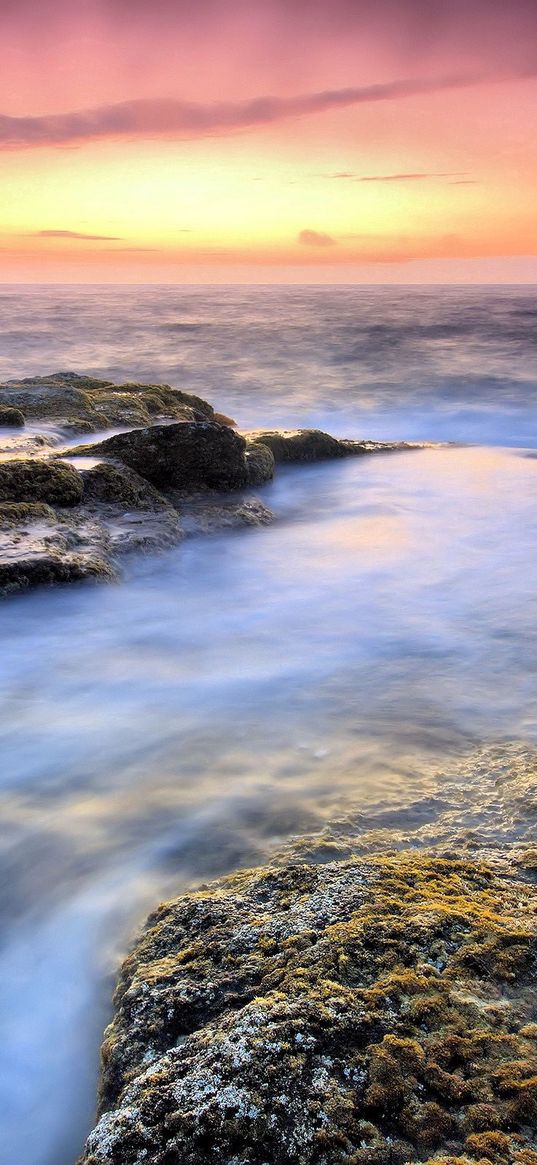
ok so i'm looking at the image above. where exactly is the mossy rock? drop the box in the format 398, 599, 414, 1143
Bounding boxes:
0, 405, 25, 427
0, 459, 83, 506
79, 851, 537, 1165
245, 441, 275, 486
0, 502, 57, 527
81, 462, 174, 512
0, 552, 116, 596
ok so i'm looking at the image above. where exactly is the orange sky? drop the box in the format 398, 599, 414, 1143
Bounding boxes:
1, 0, 537, 282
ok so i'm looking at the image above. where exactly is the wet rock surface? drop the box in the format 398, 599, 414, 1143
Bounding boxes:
0, 372, 430, 597
79, 820, 537, 1165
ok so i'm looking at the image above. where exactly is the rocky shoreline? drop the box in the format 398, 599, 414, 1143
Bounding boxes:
78, 745, 537, 1165
0, 371, 425, 597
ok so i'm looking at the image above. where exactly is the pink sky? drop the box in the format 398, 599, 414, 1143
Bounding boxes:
1, 0, 536, 281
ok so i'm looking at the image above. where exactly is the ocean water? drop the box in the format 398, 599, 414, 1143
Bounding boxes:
0, 284, 537, 1165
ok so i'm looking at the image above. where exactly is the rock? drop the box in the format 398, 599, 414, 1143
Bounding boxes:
0, 502, 57, 527
79, 848, 537, 1165
214, 412, 237, 427
245, 429, 425, 464
0, 552, 116, 596
247, 428, 348, 463
0, 459, 83, 506
0, 405, 25, 427
80, 462, 174, 512
245, 441, 275, 486
70, 422, 249, 491
0, 373, 216, 429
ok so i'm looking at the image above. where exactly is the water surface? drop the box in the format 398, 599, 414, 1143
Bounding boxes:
0, 285, 536, 1165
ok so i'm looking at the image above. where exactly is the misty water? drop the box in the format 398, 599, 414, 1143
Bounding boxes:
1, 285, 537, 1165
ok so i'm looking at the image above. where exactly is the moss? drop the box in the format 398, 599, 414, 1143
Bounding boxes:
79, 850, 537, 1165
0, 501, 56, 527
0, 459, 83, 506
0, 405, 25, 426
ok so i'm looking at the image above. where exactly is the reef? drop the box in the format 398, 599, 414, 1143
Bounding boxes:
0, 372, 427, 597
78, 826, 537, 1165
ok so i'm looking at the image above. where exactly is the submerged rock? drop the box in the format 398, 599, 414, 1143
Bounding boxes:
79, 847, 537, 1165
0, 459, 83, 506
71, 422, 249, 491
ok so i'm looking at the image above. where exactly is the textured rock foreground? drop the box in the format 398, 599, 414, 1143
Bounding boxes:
79, 845, 537, 1165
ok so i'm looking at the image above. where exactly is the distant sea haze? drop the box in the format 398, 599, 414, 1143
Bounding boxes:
0, 283, 536, 446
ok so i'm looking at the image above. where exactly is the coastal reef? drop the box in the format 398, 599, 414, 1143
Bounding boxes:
79, 837, 537, 1165
0, 372, 425, 597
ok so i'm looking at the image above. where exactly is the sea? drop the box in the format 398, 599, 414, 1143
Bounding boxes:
0, 284, 536, 1165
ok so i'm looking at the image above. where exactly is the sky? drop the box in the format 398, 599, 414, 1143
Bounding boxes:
1, 0, 536, 283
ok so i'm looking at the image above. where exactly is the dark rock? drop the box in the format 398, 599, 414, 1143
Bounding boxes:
80, 462, 174, 512
78, 849, 537, 1165
245, 441, 275, 486
0, 552, 116, 596
0, 406, 25, 427
71, 422, 249, 491
0, 459, 83, 506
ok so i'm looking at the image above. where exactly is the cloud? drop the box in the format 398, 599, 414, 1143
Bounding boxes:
330, 171, 464, 182
299, 229, 336, 247
34, 229, 123, 240
0, 72, 485, 149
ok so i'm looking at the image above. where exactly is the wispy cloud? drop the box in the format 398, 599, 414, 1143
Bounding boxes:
0, 72, 484, 149
330, 171, 464, 182
299, 229, 336, 247
34, 229, 123, 240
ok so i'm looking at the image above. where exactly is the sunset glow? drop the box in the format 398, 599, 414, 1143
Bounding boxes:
1, 0, 537, 282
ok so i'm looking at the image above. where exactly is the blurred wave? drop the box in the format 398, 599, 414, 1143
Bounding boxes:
1, 287, 537, 1164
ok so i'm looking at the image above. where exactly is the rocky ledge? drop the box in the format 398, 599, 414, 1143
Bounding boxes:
78, 833, 537, 1165
0, 372, 426, 597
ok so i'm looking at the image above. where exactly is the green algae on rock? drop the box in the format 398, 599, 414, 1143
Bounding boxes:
0, 405, 25, 427
0, 458, 84, 506
78, 849, 537, 1165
